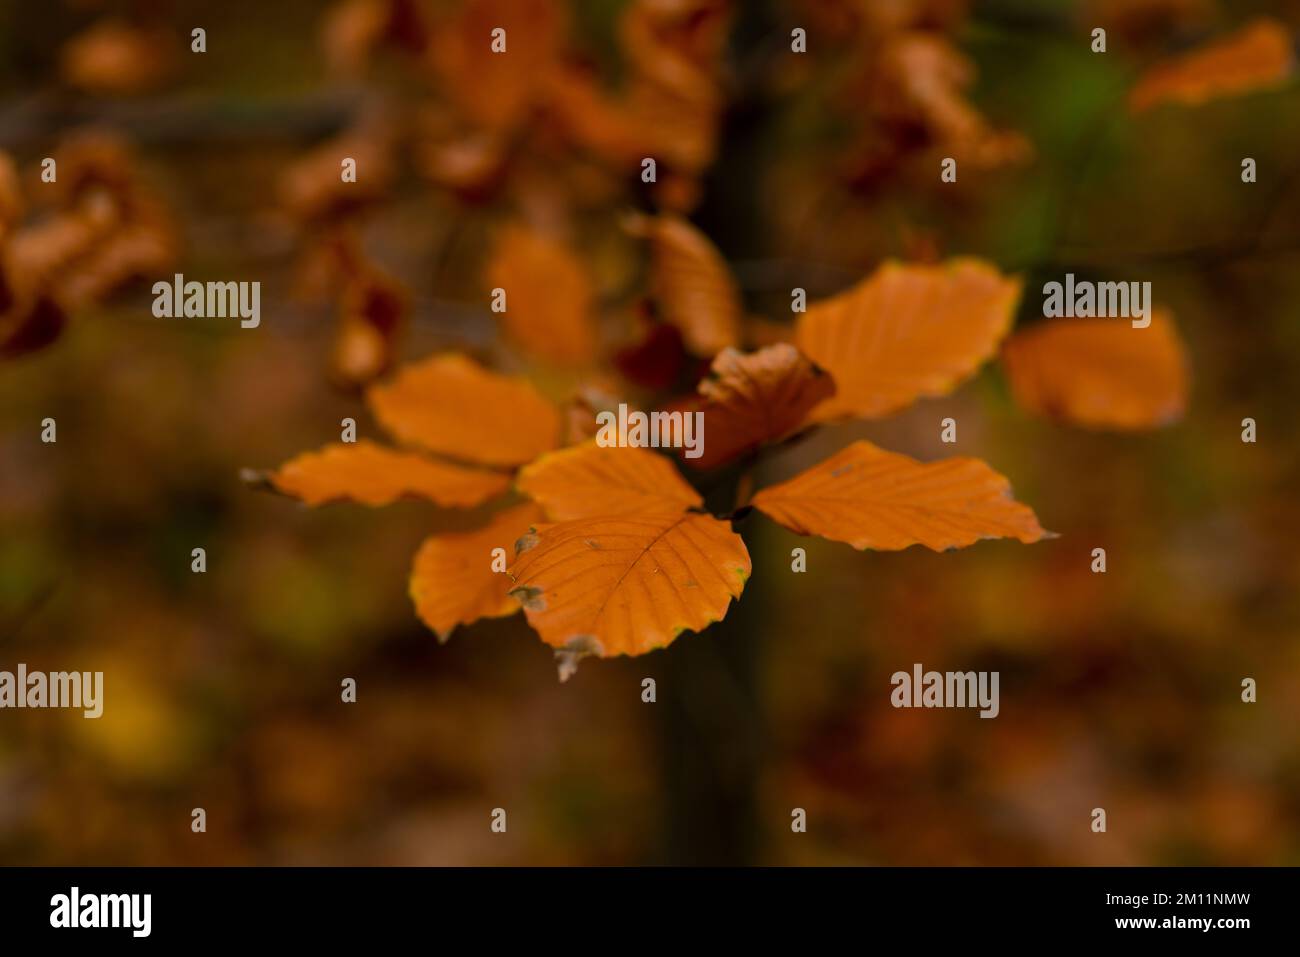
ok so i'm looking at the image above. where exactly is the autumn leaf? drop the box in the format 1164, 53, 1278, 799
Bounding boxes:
0, 133, 176, 357
320, 0, 403, 76
367, 353, 560, 466
871, 33, 1031, 169
1129, 18, 1295, 113
1000, 310, 1190, 430
617, 0, 730, 175
541, 0, 731, 185
330, 264, 407, 388
796, 259, 1022, 420
280, 125, 395, 224
508, 511, 751, 672
750, 440, 1048, 551
483, 224, 597, 366
544, 66, 647, 169
428, 0, 567, 131
60, 20, 175, 96
626, 212, 742, 356
0, 151, 21, 231
517, 442, 702, 520
266, 440, 509, 507
410, 501, 545, 640
686, 343, 834, 469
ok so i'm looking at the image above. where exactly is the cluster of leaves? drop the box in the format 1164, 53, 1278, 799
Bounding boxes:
277, 0, 734, 385
9, 1, 1295, 679
257, 255, 1062, 679
0, 134, 176, 359
248, 1, 1300, 679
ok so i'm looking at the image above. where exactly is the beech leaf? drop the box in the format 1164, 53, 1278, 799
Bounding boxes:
1129, 18, 1295, 113
1000, 310, 1190, 430
687, 343, 834, 469
627, 212, 742, 356
517, 441, 702, 520
266, 440, 509, 507
508, 511, 751, 661
483, 224, 597, 366
410, 502, 546, 641
796, 259, 1022, 420
750, 440, 1048, 551
367, 353, 560, 467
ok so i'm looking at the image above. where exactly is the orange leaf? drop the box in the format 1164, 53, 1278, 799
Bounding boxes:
430, 0, 566, 131
367, 353, 560, 466
483, 224, 597, 366
1000, 310, 1189, 430
410, 501, 545, 640
627, 212, 741, 356
267, 440, 509, 507
687, 343, 834, 469
0, 151, 21, 231
544, 66, 646, 168
330, 265, 407, 387
796, 259, 1022, 419
509, 511, 750, 670
1129, 18, 1295, 113
321, 0, 394, 76
517, 441, 701, 520
60, 20, 174, 96
750, 440, 1048, 551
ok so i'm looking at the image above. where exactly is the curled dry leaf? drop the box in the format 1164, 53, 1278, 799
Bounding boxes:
561, 381, 623, 445
686, 343, 834, 469
508, 511, 751, 660
796, 258, 1022, 420
367, 353, 560, 466
750, 439, 1048, 552
1000, 310, 1190, 430
56, 216, 176, 310
0, 132, 176, 359
5, 206, 118, 291
483, 224, 597, 366
872, 33, 1032, 169
331, 265, 407, 387
267, 440, 509, 507
44, 132, 150, 212
280, 127, 395, 224
410, 501, 546, 640
626, 212, 742, 356
1129, 18, 1295, 113
517, 441, 702, 520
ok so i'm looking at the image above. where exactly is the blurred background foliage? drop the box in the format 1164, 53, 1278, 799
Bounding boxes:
1, 0, 1298, 864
